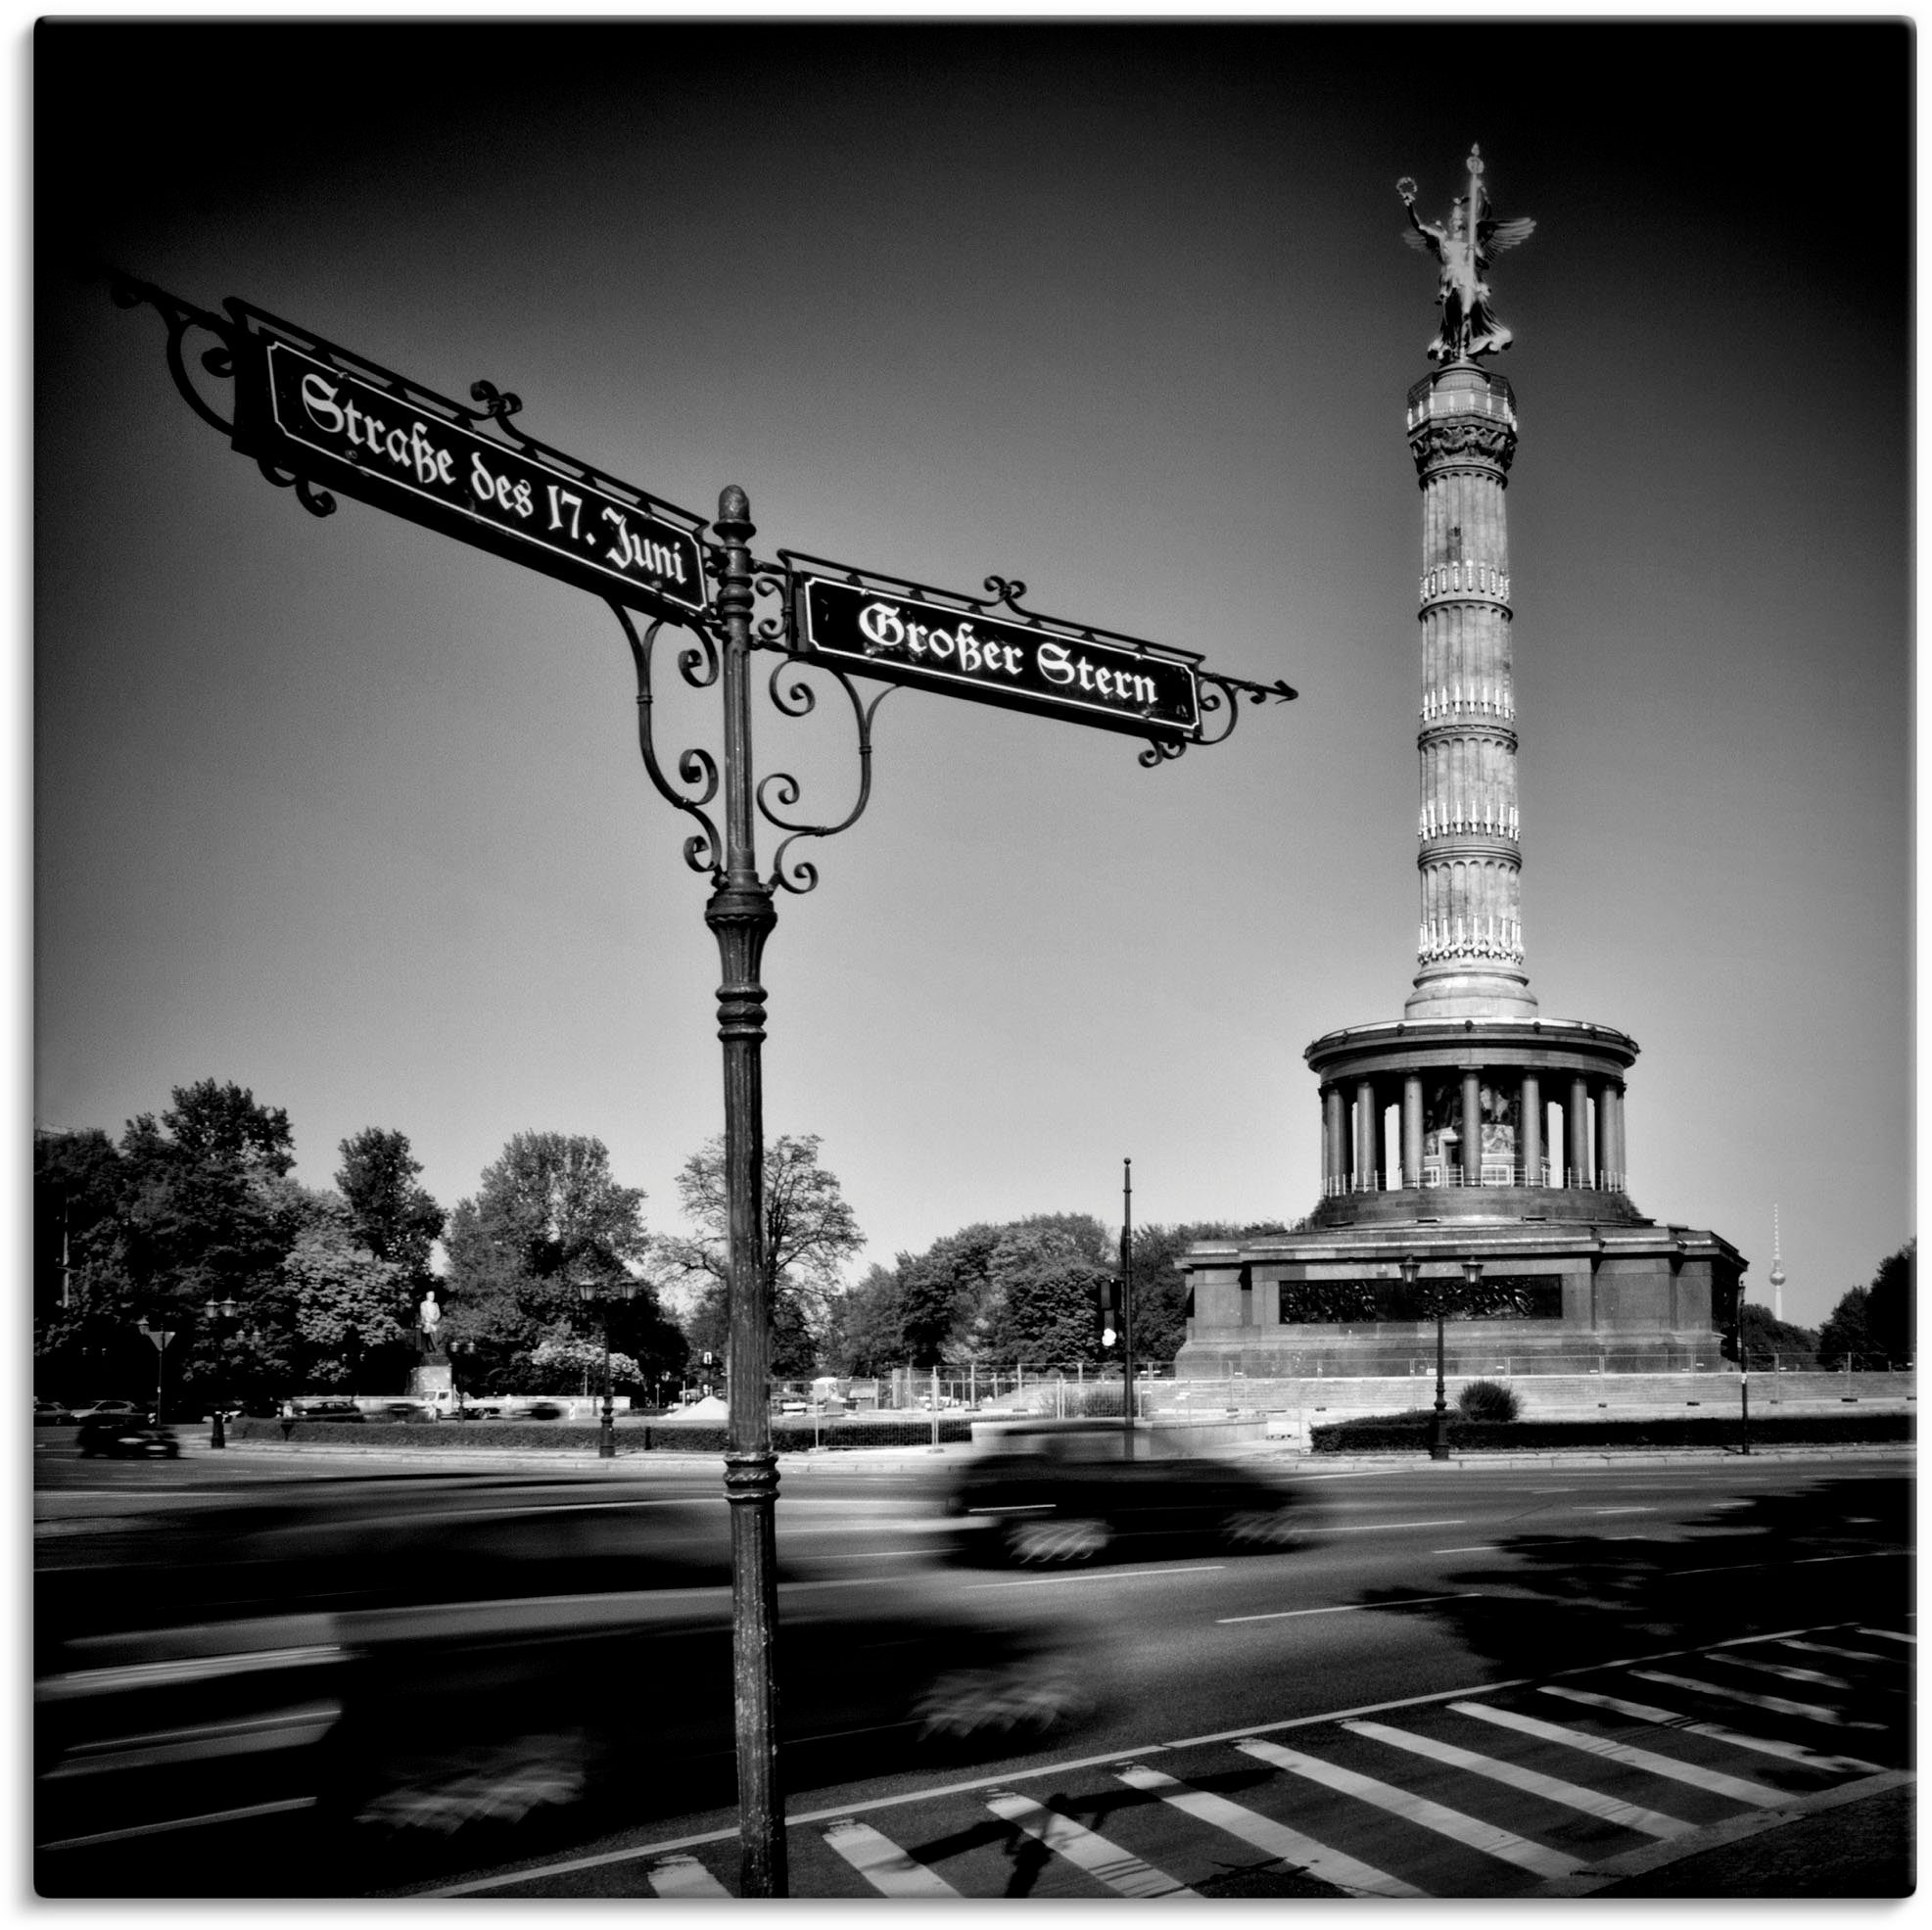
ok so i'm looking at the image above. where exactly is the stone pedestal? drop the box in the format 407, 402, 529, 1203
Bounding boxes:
408, 1359, 453, 1400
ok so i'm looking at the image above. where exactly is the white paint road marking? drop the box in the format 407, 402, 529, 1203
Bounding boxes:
1111, 1761, 1423, 1900
1450, 1702, 1789, 1806
1316, 1519, 1469, 1532
821, 1818, 960, 1897
1629, 1669, 1885, 1730
1236, 1737, 1587, 1879
967, 1565, 1224, 1591
1433, 1545, 1498, 1555
1590, 1507, 1656, 1516
646, 1854, 730, 1898
1343, 1718, 1695, 1838
1707, 1653, 1856, 1691
1855, 1626, 1914, 1645
1777, 1637, 1898, 1666
1218, 1591, 1481, 1625
1537, 1685, 1884, 1776
983, 1789, 1196, 1898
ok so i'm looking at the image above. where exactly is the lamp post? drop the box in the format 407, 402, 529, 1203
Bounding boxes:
575, 1275, 640, 1459
1398, 1255, 1448, 1462
1736, 1275, 1752, 1457
201, 1296, 239, 1448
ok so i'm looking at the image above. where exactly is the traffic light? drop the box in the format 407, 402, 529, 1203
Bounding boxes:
1097, 1277, 1120, 1350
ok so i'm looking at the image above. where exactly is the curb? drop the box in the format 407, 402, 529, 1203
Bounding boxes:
1527, 1768, 1914, 1898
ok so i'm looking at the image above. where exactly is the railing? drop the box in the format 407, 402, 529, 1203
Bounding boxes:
1406, 369, 1516, 428
1323, 1165, 1626, 1197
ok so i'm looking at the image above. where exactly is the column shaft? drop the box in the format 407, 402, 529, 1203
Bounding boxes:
1568, 1075, 1590, 1188
1401, 1074, 1424, 1188
1519, 1070, 1541, 1186
1461, 1068, 1483, 1186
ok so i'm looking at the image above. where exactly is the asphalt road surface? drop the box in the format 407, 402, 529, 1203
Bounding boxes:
33, 1442, 1912, 1898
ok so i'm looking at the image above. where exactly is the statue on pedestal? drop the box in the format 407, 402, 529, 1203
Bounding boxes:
417, 1289, 446, 1361
1399, 145, 1535, 362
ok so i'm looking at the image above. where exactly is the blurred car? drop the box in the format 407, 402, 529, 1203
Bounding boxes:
71, 1399, 145, 1424
369, 1401, 433, 1423
75, 1417, 178, 1460
34, 1400, 76, 1426
777, 1397, 809, 1414
943, 1418, 1312, 1565
34, 1477, 1098, 1893
288, 1398, 366, 1423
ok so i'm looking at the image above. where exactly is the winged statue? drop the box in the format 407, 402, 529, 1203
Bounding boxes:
1398, 145, 1535, 363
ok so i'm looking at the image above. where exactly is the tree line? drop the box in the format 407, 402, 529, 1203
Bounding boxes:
1737, 1240, 1914, 1370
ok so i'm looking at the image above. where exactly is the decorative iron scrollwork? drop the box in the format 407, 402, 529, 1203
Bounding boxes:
755, 653, 893, 895
108, 271, 240, 439
611, 600, 723, 879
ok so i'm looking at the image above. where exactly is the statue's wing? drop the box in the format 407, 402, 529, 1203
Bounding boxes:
1401, 227, 1437, 254
1482, 216, 1536, 255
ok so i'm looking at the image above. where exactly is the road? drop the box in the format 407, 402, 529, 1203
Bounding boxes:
33, 1441, 1913, 1898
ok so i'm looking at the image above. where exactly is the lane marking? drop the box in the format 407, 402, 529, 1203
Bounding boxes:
39, 1796, 316, 1852
1450, 1702, 1789, 1805
1629, 1670, 1884, 1730
1855, 1626, 1914, 1645
1777, 1638, 1898, 1666
1342, 1718, 1694, 1838
1706, 1653, 1855, 1691
1315, 1519, 1469, 1532
1218, 1591, 1480, 1625
646, 1854, 730, 1898
983, 1789, 1196, 1898
821, 1818, 960, 1897
966, 1565, 1224, 1591
1433, 1545, 1498, 1555
1111, 1761, 1423, 1899
1236, 1737, 1586, 1879
1537, 1686, 1884, 1776
1590, 1508, 1656, 1516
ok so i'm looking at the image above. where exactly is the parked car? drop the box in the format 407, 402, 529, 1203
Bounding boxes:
34, 1400, 76, 1426
71, 1399, 145, 1425
75, 1417, 179, 1460
288, 1398, 366, 1424
942, 1418, 1314, 1566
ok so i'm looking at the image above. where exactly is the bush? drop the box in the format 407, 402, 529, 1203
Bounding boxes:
1457, 1380, 1521, 1423
1310, 1412, 1913, 1453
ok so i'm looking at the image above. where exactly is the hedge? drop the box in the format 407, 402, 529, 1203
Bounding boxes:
225, 1416, 975, 1452
1309, 1411, 1915, 1453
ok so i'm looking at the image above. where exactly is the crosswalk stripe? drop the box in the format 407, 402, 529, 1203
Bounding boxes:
1707, 1653, 1855, 1691
1449, 1702, 1788, 1806
646, 1854, 730, 1898
1776, 1638, 1899, 1666
821, 1818, 960, 1897
1111, 1761, 1424, 1899
1537, 1685, 1884, 1776
983, 1789, 1197, 1898
1342, 1718, 1694, 1838
1854, 1626, 1914, 1645
1236, 1736, 1587, 1879
1629, 1669, 1884, 1730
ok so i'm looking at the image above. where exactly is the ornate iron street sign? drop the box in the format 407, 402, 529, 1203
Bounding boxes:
787, 564, 1203, 744
228, 318, 708, 623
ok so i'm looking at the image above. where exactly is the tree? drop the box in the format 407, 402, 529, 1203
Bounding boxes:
822, 1264, 908, 1376
1864, 1240, 1914, 1364
1738, 1300, 1819, 1369
975, 1221, 1114, 1364
1122, 1222, 1253, 1362
440, 1133, 680, 1392
335, 1128, 445, 1291
1816, 1287, 1873, 1369
283, 1200, 412, 1389
660, 1134, 866, 1376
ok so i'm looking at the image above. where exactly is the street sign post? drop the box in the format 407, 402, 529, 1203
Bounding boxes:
139, 1321, 174, 1424
111, 270, 1300, 1897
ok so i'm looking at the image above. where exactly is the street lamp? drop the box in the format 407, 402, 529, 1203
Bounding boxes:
1398, 1255, 1451, 1463
575, 1274, 640, 1459
201, 1296, 239, 1448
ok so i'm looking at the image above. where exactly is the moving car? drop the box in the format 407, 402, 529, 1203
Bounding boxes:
287, 1397, 366, 1423
943, 1417, 1312, 1565
71, 1399, 145, 1424
35, 1475, 1099, 1893
34, 1400, 76, 1426
75, 1417, 178, 1460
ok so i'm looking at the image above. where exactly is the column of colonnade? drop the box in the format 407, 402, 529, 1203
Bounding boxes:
1317, 1071, 1628, 1196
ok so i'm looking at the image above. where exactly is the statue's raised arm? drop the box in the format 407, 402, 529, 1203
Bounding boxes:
1398, 145, 1533, 363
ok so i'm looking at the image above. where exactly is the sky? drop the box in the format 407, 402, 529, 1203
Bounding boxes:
30, 17, 1913, 1334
